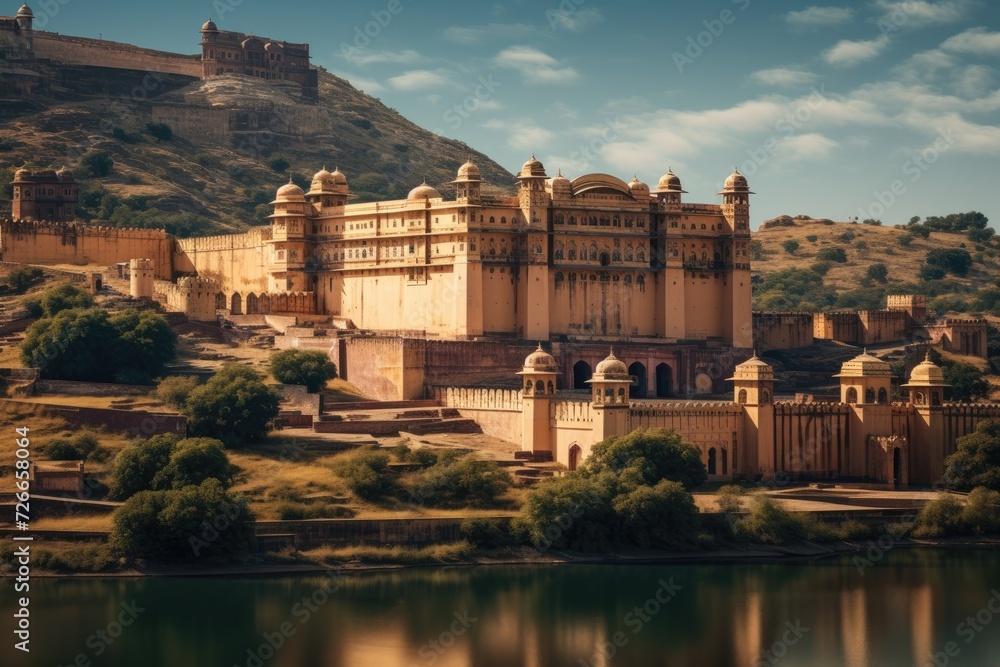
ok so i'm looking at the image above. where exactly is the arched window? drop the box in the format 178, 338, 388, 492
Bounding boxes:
612, 250, 622, 263
846, 387, 858, 404
865, 387, 876, 404
599, 252, 611, 267
708, 448, 717, 475
573, 361, 592, 389
877, 388, 888, 404
738, 389, 748, 404
761, 389, 771, 404
548, 381, 554, 394
568, 248, 577, 260
536, 380, 545, 394
914, 392, 925, 405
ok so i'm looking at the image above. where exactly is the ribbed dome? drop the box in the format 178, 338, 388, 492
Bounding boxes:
329, 167, 348, 186
521, 345, 558, 373
628, 176, 650, 197
903, 352, 949, 387
835, 351, 892, 378
407, 182, 441, 200
17, 4, 33, 18
518, 155, 547, 179
549, 169, 572, 197
654, 168, 686, 193
594, 351, 629, 378
275, 180, 305, 200
454, 160, 482, 182
729, 354, 774, 381
200, 18, 218, 31
720, 168, 752, 194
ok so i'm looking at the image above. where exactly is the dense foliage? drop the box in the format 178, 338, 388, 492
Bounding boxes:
5, 266, 43, 293
942, 420, 1000, 491
23, 283, 93, 317
181, 364, 281, 446
109, 435, 233, 500
270, 349, 338, 392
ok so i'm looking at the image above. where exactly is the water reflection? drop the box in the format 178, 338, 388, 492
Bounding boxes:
1, 549, 998, 666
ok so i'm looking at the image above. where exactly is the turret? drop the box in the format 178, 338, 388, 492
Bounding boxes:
129, 259, 154, 299
517, 345, 558, 457
452, 160, 482, 204
15, 4, 33, 57
834, 350, 891, 405
728, 353, 774, 405
901, 352, 949, 407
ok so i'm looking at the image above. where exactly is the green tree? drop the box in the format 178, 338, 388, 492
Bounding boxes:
866, 263, 888, 284
110, 479, 253, 562
44, 432, 100, 461
152, 438, 233, 490
183, 364, 280, 446
416, 457, 513, 507
267, 156, 290, 172
816, 247, 848, 263
20, 308, 116, 380
899, 232, 914, 247
79, 151, 114, 178
23, 283, 93, 317
918, 265, 946, 281
108, 435, 179, 500
612, 479, 699, 548
942, 420, 1000, 491
781, 240, 800, 255
926, 248, 973, 276
582, 428, 708, 489
336, 449, 396, 501
110, 309, 178, 383
6, 266, 43, 293
943, 362, 990, 403
514, 472, 618, 551
270, 349, 338, 392
155, 375, 200, 409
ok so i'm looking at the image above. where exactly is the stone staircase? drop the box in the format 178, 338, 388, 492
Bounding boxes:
312, 405, 481, 437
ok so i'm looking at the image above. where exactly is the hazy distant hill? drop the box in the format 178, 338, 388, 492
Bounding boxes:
752, 215, 1000, 317
0, 66, 513, 236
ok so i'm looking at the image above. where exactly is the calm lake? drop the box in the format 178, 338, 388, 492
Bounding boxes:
2, 549, 999, 667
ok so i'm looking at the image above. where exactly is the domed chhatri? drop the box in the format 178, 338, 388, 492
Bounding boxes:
520, 344, 558, 374
274, 179, 305, 201
903, 352, 949, 388
730, 353, 774, 380
654, 167, 687, 193
627, 176, 650, 196
835, 350, 893, 378
200, 18, 218, 32
453, 160, 482, 183
594, 350, 629, 379
17, 4, 33, 18
519, 154, 547, 179
407, 182, 442, 201
719, 168, 755, 195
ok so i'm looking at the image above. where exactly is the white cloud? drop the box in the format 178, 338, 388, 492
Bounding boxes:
952, 65, 994, 98
874, 1, 969, 28
492, 46, 580, 85
750, 67, 818, 87
548, 7, 603, 32
774, 133, 839, 164
443, 23, 541, 44
345, 49, 425, 67
893, 49, 959, 83
387, 70, 454, 91
341, 75, 384, 94
823, 36, 890, 67
941, 28, 1000, 56
785, 6, 855, 29
483, 118, 555, 150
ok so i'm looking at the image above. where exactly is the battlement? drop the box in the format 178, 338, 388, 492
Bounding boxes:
31, 30, 202, 78
129, 258, 153, 270
1, 219, 170, 238
176, 275, 219, 291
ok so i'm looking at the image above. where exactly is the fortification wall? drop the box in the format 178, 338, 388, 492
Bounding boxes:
858, 310, 908, 345
0, 221, 173, 278
771, 403, 852, 479
174, 227, 271, 293
921, 319, 988, 358
753, 313, 813, 352
813, 312, 860, 344
344, 338, 426, 401
32, 32, 201, 77
424, 340, 537, 389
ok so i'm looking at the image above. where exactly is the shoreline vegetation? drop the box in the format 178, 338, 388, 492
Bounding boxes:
11, 537, 1000, 579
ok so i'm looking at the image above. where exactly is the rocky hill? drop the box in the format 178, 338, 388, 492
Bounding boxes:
752, 215, 1000, 317
0, 65, 513, 236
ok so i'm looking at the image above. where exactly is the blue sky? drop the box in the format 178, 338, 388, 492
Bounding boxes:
25, 0, 1000, 229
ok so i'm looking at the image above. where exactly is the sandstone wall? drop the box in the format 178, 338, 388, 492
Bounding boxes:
858, 310, 908, 345
32, 32, 201, 77
175, 227, 271, 293
343, 338, 426, 401
753, 313, 814, 352
0, 221, 173, 278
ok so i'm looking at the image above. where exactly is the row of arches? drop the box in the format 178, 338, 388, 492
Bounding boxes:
566, 444, 730, 475
225, 291, 316, 315
572, 360, 673, 398
845, 387, 889, 405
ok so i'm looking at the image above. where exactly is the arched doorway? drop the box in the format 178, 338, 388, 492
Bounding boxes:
246, 293, 258, 315
629, 362, 647, 398
568, 444, 581, 472
656, 363, 672, 397
230, 293, 242, 315
573, 361, 592, 390
215, 292, 226, 309
708, 448, 717, 475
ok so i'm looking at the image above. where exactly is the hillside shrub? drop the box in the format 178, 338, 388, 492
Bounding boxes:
270, 349, 337, 392
182, 364, 280, 446
816, 247, 848, 263
6, 266, 43, 293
